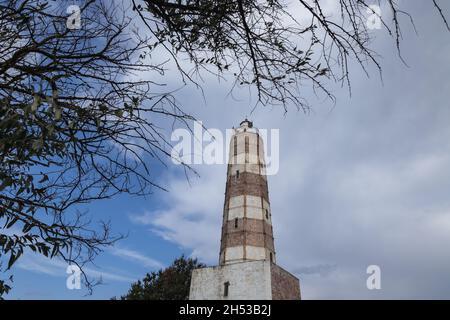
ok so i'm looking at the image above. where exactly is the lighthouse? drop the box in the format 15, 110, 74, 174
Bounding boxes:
189, 120, 301, 300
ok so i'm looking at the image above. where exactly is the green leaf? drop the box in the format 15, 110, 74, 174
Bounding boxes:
114, 109, 123, 118
51, 244, 59, 258
7, 252, 21, 270
38, 174, 49, 183
22, 223, 33, 233
6, 217, 19, 229
32, 139, 43, 151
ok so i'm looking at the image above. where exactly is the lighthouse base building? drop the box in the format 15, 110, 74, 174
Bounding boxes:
190, 261, 300, 300
189, 120, 301, 300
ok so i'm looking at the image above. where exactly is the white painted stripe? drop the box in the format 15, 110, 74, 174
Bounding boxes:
227, 196, 272, 223
246, 246, 266, 261
229, 195, 244, 208
228, 207, 244, 220
228, 163, 266, 176
224, 246, 274, 263
225, 246, 244, 261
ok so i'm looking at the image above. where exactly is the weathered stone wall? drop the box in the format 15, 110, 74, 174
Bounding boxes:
189, 261, 272, 300
225, 172, 270, 202
189, 261, 301, 300
221, 219, 274, 250
270, 264, 301, 300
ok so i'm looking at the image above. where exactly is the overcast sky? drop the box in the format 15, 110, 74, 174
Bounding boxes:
7, 1, 450, 299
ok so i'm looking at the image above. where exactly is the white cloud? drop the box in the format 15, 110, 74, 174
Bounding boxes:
16, 253, 135, 283
108, 247, 164, 269
129, 167, 226, 263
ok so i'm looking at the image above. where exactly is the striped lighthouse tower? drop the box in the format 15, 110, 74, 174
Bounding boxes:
189, 120, 300, 300
220, 119, 275, 265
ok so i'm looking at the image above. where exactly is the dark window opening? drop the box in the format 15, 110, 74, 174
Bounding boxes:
245, 136, 249, 164
233, 136, 237, 156
265, 209, 269, 219
270, 252, 273, 263
234, 218, 238, 228
256, 134, 260, 157
236, 170, 240, 179
224, 281, 230, 297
